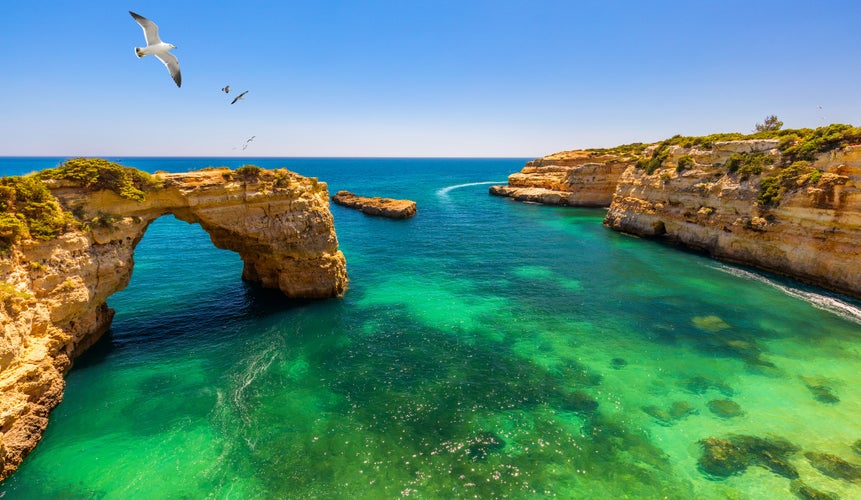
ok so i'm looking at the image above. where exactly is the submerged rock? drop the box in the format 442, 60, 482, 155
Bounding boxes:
331, 190, 417, 219
610, 357, 628, 369
557, 390, 599, 415
643, 401, 697, 425
805, 451, 861, 482
852, 439, 861, 456
467, 431, 506, 461
790, 479, 836, 500
698, 434, 800, 480
684, 376, 734, 397
806, 384, 840, 404
707, 399, 744, 419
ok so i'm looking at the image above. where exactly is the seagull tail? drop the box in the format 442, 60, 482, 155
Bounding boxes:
134, 47, 144, 58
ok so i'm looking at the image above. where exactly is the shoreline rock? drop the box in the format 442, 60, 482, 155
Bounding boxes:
332, 190, 416, 219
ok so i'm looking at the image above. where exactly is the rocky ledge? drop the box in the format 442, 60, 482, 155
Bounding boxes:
493, 125, 861, 299
489, 150, 632, 207
0, 161, 347, 480
332, 190, 417, 219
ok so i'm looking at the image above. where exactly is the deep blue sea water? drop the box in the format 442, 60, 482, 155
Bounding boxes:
2, 157, 861, 498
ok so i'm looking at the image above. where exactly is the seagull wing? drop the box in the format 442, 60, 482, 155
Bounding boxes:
230, 91, 248, 104
155, 52, 182, 88
129, 11, 162, 46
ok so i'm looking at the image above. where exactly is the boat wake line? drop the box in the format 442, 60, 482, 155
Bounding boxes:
713, 264, 861, 325
436, 181, 504, 198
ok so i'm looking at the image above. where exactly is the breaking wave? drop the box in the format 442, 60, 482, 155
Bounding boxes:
714, 264, 861, 325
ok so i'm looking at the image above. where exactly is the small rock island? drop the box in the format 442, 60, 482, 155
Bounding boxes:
332, 190, 417, 219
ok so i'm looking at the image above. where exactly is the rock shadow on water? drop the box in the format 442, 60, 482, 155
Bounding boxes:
698, 434, 801, 480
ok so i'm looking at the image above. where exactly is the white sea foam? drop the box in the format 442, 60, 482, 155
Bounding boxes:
436, 181, 503, 198
714, 264, 861, 325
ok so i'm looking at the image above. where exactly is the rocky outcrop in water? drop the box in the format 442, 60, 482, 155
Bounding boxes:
492, 127, 861, 299
332, 190, 417, 219
489, 150, 630, 206
0, 165, 347, 480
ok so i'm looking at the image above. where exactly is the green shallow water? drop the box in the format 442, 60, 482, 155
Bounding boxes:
2, 158, 861, 499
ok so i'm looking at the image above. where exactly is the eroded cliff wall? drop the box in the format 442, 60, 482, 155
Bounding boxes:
492, 136, 861, 299
489, 150, 632, 206
0, 167, 347, 480
604, 142, 861, 298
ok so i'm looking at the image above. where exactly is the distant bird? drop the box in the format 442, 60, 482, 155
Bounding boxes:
222, 85, 230, 93
246, 135, 255, 143
129, 11, 181, 88
231, 90, 249, 105
242, 144, 248, 151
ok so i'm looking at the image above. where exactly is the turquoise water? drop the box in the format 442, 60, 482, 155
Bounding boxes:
2, 158, 861, 498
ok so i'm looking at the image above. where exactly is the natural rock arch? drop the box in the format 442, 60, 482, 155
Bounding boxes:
0, 168, 347, 480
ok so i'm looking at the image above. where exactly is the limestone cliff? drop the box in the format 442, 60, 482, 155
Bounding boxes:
604, 141, 861, 298
492, 126, 861, 299
0, 165, 347, 480
489, 150, 632, 206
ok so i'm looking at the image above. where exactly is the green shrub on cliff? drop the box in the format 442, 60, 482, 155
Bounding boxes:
676, 155, 694, 172
234, 164, 262, 181
779, 124, 861, 162
0, 174, 75, 247
757, 161, 819, 206
40, 158, 161, 202
725, 152, 775, 180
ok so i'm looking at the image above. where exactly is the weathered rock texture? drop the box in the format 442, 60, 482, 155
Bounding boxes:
332, 190, 417, 219
489, 150, 632, 206
605, 142, 861, 298
0, 167, 347, 480
493, 141, 861, 299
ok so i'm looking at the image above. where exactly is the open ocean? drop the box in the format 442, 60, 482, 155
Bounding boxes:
2, 157, 861, 498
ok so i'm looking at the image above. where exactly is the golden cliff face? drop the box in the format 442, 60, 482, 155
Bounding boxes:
493, 137, 861, 299
605, 143, 861, 298
0, 167, 347, 480
489, 151, 632, 206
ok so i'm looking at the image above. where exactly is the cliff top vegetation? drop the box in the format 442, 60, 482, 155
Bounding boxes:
40, 158, 162, 202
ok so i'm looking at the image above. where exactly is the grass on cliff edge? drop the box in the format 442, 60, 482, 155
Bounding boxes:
0, 159, 161, 250
40, 157, 162, 202
587, 124, 861, 164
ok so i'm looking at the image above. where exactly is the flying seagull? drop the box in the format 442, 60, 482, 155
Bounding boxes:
246, 135, 255, 143
129, 11, 181, 88
231, 90, 249, 105
222, 85, 230, 93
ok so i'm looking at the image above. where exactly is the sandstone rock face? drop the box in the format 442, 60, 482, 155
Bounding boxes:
331, 190, 417, 219
604, 145, 861, 298
493, 140, 861, 299
490, 151, 631, 207
0, 167, 347, 480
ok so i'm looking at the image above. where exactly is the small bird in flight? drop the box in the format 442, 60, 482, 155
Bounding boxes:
222, 85, 231, 93
129, 11, 181, 88
231, 90, 249, 105
246, 136, 255, 143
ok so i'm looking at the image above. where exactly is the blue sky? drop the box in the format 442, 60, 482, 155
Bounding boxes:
1, 1, 859, 157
